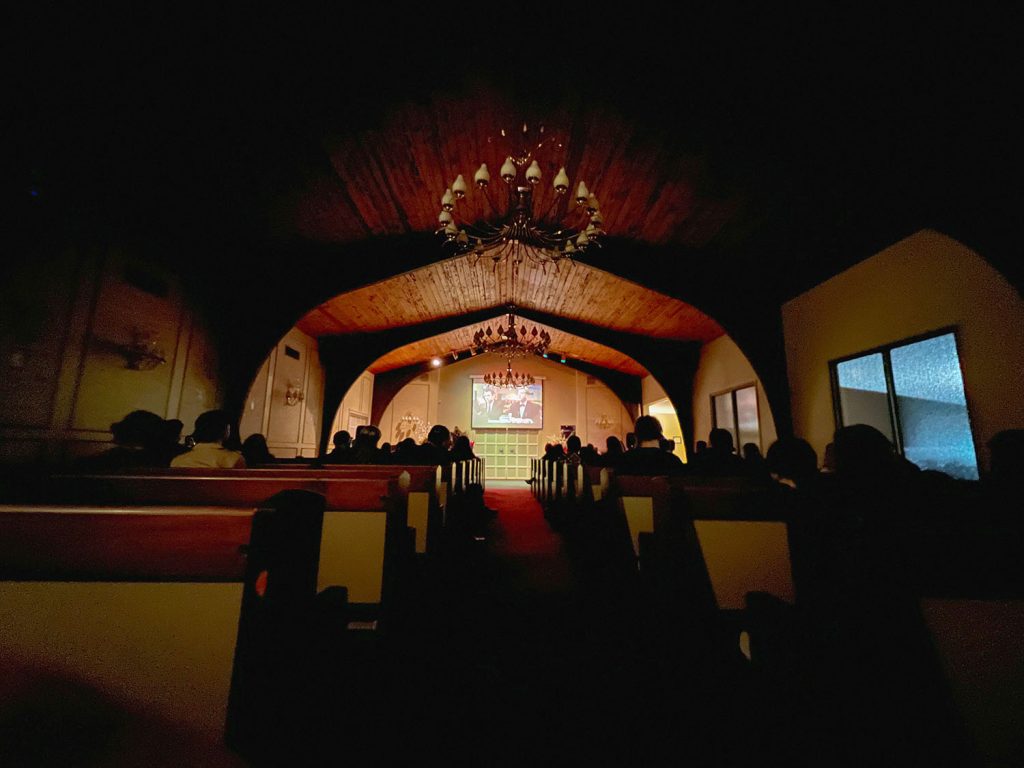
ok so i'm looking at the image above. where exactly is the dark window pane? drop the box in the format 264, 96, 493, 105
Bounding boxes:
713, 392, 736, 447
735, 386, 760, 451
890, 333, 978, 480
835, 353, 894, 442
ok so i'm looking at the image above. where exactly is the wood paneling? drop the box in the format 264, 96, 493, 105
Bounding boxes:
289, 94, 729, 378
368, 313, 649, 376
293, 89, 736, 250
296, 257, 723, 375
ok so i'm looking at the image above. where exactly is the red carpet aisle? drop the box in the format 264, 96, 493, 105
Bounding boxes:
484, 486, 574, 592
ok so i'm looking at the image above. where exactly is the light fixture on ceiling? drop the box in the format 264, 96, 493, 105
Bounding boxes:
483, 358, 535, 389
471, 305, 551, 359
431, 357, 442, 367
437, 123, 604, 265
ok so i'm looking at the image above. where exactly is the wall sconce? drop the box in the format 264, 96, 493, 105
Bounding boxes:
123, 328, 166, 371
595, 413, 613, 429
285, 380, 304, 406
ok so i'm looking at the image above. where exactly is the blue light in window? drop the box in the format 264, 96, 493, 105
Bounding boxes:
890, 333, 978, 480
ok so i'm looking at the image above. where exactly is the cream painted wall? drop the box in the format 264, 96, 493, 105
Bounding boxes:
691, 335, 778, 452
330, 370, 376, 442
378, 370, 438, 447
239, 328, 326, 459
641, 375, 670, 408
640, 374, 687, 457
781, 229, 1024, 471
377, 356, 633, 454
0, 250, 222, 465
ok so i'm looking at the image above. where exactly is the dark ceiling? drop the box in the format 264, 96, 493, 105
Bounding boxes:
9, 11, 1024, 419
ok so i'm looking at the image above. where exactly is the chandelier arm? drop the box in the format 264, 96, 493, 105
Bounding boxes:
480, 184, 505, 219
536, 191, 567, 225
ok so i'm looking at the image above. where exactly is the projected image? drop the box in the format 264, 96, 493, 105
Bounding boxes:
472, 381, 543, 429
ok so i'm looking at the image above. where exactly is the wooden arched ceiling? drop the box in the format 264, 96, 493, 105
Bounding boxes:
295, 255, 724, 347
367, 313, 649, 376
292, 86, 738, 248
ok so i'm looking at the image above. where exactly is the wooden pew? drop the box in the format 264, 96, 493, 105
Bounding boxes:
112, 465, 442, 556
0, 503, 257, 754
4, 473, 408, 609
919, 597, 1024, 766
584, 465, 610, 502
0, 490, 339, 763
613, 475, 795, 612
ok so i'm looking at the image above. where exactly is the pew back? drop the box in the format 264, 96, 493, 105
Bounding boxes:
613, 475, 795, 610
0, 504, 254, 742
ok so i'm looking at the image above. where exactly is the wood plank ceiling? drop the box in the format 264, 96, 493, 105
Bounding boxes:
290, 85, 729, 377
293, 86, 737, 248
368, 313, 649, 376
296, 255, 723, 374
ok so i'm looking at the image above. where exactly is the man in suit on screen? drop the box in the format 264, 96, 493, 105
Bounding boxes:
509, 388, 541, 425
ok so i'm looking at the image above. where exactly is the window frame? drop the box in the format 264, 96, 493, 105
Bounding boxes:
709, 382, 762, 451
828, 326, 978, 468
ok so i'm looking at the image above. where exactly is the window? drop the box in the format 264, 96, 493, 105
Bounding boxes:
831, 330, 979, 480
711, 385, 761, 451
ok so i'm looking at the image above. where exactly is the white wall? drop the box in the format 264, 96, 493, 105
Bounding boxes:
377, 355, 633, 455
0, 249, 222, 465
239, 328, 325, 459
690, 335, 778, 452
331, 370, 375, 442
781, 229, 1024, 471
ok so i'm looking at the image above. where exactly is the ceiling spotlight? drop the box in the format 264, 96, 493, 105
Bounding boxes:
431, 358, 442, 367
451, 351, 459, 361
560, 356, 567, 364
542, 353, 548, 359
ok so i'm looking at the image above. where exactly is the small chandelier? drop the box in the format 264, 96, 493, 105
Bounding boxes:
437, 124, 604, 265
472, 306, 551, 359
483, 359, 535, 389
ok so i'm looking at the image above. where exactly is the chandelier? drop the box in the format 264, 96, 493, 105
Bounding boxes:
436, 124, 604, 265
483, 359, 535, 389
472, 306, 551, 359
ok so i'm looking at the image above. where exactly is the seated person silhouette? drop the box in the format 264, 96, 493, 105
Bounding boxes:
615, 415, 686, 476
349, 425, 384, 464
690, 428, 747, 477
322, 430, 352, 463
417, 425, 453, 465
451, 434, 476, 461
77, 410, 169, 470
171, 410, 246, 468
602, 435, 625, 466
242, 433, 275, 466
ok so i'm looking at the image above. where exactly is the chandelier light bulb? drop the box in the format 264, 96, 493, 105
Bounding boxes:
437, 125, 605, 265
500, 157, 517, 182
474, 163, 491, 187
576, 181, 589, 205
452, 174, 467, 198
553, 167, 569, 193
